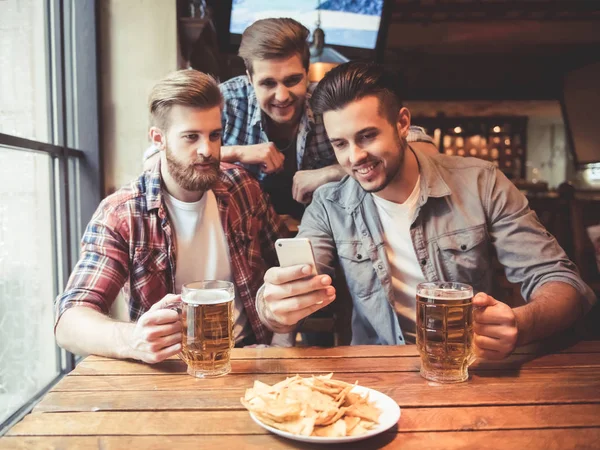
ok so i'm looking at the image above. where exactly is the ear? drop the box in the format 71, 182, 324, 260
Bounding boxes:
246, 69, 252, 83
396, 107, 411, 139
149, 126, 166, 151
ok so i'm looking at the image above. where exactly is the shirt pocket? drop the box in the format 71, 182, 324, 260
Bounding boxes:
131, 248, 170, 308
436, 225, 489, 287
336, 241, 375, 299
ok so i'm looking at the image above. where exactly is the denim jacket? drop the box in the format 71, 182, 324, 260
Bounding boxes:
297, 148, 596, 345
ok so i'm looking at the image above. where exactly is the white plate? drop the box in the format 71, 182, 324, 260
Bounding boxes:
248, 384, 401, 444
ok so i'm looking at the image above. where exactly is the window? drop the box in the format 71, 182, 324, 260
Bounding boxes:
0, 0, 100, 433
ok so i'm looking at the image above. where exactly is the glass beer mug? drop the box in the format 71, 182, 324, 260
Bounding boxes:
179, 280, 235, 378
416, 282, 476, 383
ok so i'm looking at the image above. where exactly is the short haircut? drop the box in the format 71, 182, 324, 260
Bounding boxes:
311, 61, 404, 124
238, 18, 310, 76
149, 69, 222, 130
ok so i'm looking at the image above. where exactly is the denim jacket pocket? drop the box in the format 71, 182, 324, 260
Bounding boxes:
436, 225, 489, 286
337, 241, 375, 299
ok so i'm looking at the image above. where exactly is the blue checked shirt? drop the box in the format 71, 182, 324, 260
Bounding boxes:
219, 75, 435, 180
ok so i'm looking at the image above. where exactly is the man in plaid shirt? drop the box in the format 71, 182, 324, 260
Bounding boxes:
55, 70, 289, 364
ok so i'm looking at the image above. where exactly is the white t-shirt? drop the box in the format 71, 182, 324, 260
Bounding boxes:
372, 177, 426, 343
163, 190, 251, 342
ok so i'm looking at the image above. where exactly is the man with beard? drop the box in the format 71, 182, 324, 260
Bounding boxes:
255, 62, 596, 358
55, 70, 288, 363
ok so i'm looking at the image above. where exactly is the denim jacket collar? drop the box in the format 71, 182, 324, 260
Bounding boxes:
325, 146, 452, 214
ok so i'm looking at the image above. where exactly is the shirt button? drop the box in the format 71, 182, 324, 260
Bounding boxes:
378, 264, 383, 270
356, 254, 362, 260
420, 259, 427, 266
461, 244, 467, 250
362, 231, 368, 236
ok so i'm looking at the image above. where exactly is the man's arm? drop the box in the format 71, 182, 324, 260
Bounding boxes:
472, 168, 596, 358
55, 296, 182, 364
256, 189, 339, 332
513, 281, 583, 345
54, 205, 182, 363
221, 143, 285, 174
292, 164, 346, 204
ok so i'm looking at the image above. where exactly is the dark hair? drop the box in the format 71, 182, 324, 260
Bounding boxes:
238, 18, 310, 76
311, 61, 404, 124
149, 69, 222, 130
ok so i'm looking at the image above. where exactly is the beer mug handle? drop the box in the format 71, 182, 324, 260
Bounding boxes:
164, 302, 184, 361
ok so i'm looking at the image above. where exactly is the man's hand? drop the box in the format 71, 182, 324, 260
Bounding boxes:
223, 143, 285, 174
263, 264, 336, 327
127, 294, 183, 364
292, 165, 346, 204
472, 293, 518, 360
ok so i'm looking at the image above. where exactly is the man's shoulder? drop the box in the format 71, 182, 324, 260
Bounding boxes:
220, 75, 254, 103
218, 163, 262, 193
96, 173, 150, 219
312, 175, 357, 205
429, 152, 496, 174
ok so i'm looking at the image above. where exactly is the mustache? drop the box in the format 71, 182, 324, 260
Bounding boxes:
192, 156, 219, 166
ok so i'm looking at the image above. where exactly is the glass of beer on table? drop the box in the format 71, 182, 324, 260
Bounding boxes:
180, 280, 235, 378
416, 282, 475, 383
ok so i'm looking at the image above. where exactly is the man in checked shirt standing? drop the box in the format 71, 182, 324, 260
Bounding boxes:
55, 70, 289, 363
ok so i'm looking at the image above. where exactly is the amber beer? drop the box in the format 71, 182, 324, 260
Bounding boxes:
416, 282, 475, 383
180, 281, 235, 378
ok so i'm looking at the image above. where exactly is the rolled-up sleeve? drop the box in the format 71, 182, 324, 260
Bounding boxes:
485, 167, 596, 312
54, 201, 130, 328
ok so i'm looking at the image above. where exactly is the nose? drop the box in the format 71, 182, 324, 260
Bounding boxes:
196, 139, 210, 158
274, 84, 290, 103
348, 143, 368, 166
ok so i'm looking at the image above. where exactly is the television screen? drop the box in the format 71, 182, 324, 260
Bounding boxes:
229, 0, 384, 50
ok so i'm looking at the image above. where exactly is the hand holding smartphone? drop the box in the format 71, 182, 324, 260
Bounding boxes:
275, 238, 318, 276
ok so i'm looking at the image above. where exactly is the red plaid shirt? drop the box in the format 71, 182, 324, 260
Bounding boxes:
55, 162, 288, 344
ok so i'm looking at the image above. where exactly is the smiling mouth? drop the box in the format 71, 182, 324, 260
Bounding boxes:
354, 161, 380, 175
272, 102, 293, 110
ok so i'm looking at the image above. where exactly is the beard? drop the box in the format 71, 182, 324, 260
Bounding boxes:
360, 132, 407, 194
165, 144, 220, 192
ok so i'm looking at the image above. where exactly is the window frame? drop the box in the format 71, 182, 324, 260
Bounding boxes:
0, 0, 100, 434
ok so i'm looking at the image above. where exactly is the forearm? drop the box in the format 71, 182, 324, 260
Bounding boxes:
513, 281, 583, 345
55, 306, 136, 360
220, 145, 241, 163
314, 164, 345, 185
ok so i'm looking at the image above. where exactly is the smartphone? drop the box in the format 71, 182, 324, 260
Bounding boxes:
275, 238, 318, 276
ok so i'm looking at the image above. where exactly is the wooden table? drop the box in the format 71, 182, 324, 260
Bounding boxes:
2, 339, 600, 449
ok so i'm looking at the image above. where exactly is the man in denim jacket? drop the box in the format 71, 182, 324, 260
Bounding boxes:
256, 62, 596, 359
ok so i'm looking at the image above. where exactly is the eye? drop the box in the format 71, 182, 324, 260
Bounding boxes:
284, 76, 303, 87
183, 134, 198, 142
331, 141, 347, 150
209, 131, 222, 141
359, 132, 378, 143
261, 80, 276, 88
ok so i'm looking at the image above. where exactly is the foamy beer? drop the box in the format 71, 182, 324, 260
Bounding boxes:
416, 282, 475, 383
180, 281, 235, 378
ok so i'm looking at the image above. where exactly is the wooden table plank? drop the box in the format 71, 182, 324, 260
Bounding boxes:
78, 340, 600, 363
34, 378, 600, 413
71, 352, 600, 376
8, 405, 600, 436
50, 368, 600, 392
1, 428, 598, 450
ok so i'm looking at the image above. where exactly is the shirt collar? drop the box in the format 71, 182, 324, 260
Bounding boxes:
326, 146, 451, 214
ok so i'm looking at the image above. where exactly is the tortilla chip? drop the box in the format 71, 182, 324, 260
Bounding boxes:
313, 418, 347, 437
